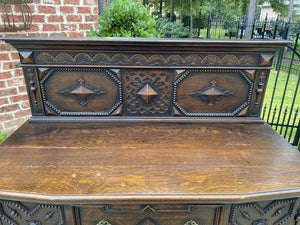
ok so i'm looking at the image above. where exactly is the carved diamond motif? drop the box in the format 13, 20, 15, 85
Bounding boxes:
142, 205, 156, 213
137, 83, 158, 104
189, 80, 234, 106
59, 78, 106, 106
19, 51, 35, 64
70, 86, 95, 99
260, 54, 274, 66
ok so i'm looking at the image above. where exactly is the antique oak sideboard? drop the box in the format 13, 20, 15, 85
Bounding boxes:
1, 37, 300, 225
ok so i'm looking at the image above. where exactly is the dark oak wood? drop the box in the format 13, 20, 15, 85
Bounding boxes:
0, 120, 300, 203
1, 38, 299, 225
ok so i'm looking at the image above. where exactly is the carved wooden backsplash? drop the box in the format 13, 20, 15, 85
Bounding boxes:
3, 38, 288, 118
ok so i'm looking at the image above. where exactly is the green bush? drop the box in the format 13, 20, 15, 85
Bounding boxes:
0, 131, 8, 144
155, 17, 189, 38
88, 0, 160, 38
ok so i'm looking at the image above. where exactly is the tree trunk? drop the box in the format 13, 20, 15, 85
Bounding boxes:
159, 0, 163, 16
197, 0, 204, 37
288, 0, 294, 21
244, 0, 257, 39
206, 0, 213, 39
180, 0, 184, 23
190, 0, 193, 38
98, 0, 103, 15
170, 0, 174, 21
197, 8, 201, 37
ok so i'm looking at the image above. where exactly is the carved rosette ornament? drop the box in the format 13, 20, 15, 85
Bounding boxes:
59, 78, 106, 106
189, 80, 234, 106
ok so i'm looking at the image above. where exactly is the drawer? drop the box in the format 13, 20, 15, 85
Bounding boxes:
77, 204, 223, 225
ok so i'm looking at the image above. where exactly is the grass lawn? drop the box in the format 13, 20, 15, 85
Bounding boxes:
262, 69, 300, 145
194, 28, 232, 39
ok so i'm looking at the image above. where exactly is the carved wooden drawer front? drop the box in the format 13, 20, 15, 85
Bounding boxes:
77, 204, 223, 225
0, 200, 64, 225
230, 198, 298, 225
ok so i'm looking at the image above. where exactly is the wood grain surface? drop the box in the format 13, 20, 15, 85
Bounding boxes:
0, 121, 299, 203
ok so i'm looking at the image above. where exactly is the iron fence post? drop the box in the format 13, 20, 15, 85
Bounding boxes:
262, 14, 268, 39
273, 15, 279, 39
240, 16, 246, 39
251, 16, 256, 39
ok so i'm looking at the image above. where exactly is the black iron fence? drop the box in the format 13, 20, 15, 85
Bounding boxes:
197, 15, 300, 149
199, 15, 300, 40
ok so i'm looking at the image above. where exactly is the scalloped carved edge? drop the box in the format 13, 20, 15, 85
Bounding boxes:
35, 52, 258, 67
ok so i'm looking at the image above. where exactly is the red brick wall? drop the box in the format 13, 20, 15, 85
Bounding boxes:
0, 0, 110, 135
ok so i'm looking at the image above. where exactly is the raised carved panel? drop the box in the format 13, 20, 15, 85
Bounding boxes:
230, 199, 298, 225
40, 68, 121, 116
0, 200, 64, 225
122, 69, 173, 116
35, 51, 259, 67
174, 70, 253, 116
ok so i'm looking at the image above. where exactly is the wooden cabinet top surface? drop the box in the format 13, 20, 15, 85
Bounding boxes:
0, 121, 299, 204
